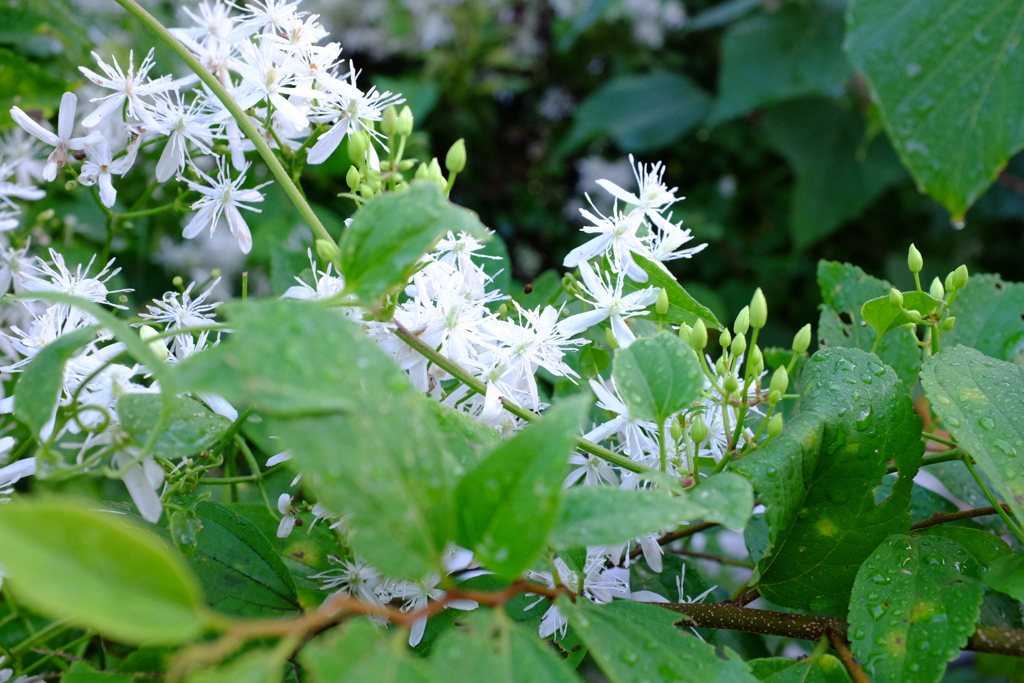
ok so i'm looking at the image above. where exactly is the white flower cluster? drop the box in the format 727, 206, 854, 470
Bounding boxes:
4, 0, 402, 253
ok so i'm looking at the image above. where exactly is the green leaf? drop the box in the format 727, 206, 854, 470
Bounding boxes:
0, 47, 68, 127
686, 0, 762, 33
763, 99, 905, 248
455, 397, 588, 578
986, 553, 1024, 601
61, 662, 135, 683
690, 472, 755, 530
921, 346, 1024, 525
340, 181, 489, 306
860, 290, 940, 342
733, 347, 923, 610
301, 620, 440, 683
873, 474, 959, 525
185, 648, 284, 683
560, 71, 711, 154
748, 655, 852, 683
612, 332, 703, 423
917, 526, 1010, 568
117, 394, 231, 460
426, 609, 581, 682
849, 534, 985, 683
186, 501, 300, 618
627, 254, 721, 330
944, 273, 1024, 363
709, 4, 850, 124
174, 299, 465, 580
0, 497, 205, 645
564, 599, 759, 683
845, 0, 1024, 219
14, 325, 98, 435
816, 261, 922, 389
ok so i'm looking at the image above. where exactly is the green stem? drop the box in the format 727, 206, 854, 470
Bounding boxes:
115, 0, 339, 265
963, 456, 1024, 544
236, 435, 277, 517
117, 202, 180, 219
196, 465, 286, 485
658, 418, 667, 473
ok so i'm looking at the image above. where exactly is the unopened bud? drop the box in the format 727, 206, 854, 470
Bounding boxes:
770, 366, 789, 396
907, 244, 923, 274
733, 306, 750, 336
415, 161, 431, 180
768, 389, 782, 404
497, 303, 508, 318
750, 288, 767, 329
678, 323, 692, 344
64, 180, 77, 191
952, 264, 969, 290
719, 329, 732, 349
690, 414, 708, 444
428, 157, 446, 189
381, 106, 399, 137
723, 374, 739, 395
748, 345, 764, 376
929, 277, 944, 301
888, 288, 904, 308
715, 357, 726, 375
604, 326, 619, 350
172, 276, 184, 288
731, 333, 746, 357
670, 419, 683, 442
691, 320, 707, 350
347, 131, 369, 161
315, 239, 340, 265
941, 316, 956, 331
139, 325, 169, 362
346, 165, 361, 192
944, 271, 957, 293
445, 138, 466, 174
768, 413, 784, 438
656, 288, 669, 316
793, 323, 811, 354
358, 184, 375, 200
906, 309, 924, 323
397, 105, 414, 136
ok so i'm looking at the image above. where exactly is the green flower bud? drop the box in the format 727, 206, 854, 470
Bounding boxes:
793, 323, 812, 354
952, 264, 969, 290
64, 180, 77, 191
397, 105, 414, 136
905, 309, 924, 323
691, 320, 708, 350
941, 316, 956, 331
381, 106, 399, 137
715, 357, 726, 375
750, 288, 768, 329
172, 276, 184, 288
731, 332, 746, 357
888, 287, 904, 308
748, 344, 764, 377
733, 306, 750, 336
670, 419, 683, 442
37, 208, 55, 222
395, 181, 410, 193
445, 138, 466, 174
690, 414, 708, 444
678, 322, 693, 344
719, 329, 732, 349
346, 165, 361, 192
723, 374, 739, 395
929, 276, 944, 301
399, 158, 418, 170
944, 271, 957, 293
347, 131, 369, 161
315, 239, 340, 265
768, 413, 784, 438
428, 157, 446, 189
770, 365, 789, 396
139, 325, 169, 362
656, 288, 669, 316
497, 303, 508, 318
415, 161, 431, 180
907, 243, 923, 274
768, 388, 782, 404
358, 183, 375, 200
604, 326, 619, 350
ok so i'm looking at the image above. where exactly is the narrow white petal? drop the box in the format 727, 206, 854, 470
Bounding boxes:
56, 92, 78, 140
10, 107, 59, 146
596, 178, 641, 206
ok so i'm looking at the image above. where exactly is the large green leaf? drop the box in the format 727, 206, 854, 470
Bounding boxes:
612, 332, 703, 423
426, 609, 580, 682
733, 347, 923, 610
560, 71, 711, 154
61, 662, 136, 683
186, 501, 300, 618
763, 99, 905, 249
117, 394, 231, 460
185, 649, 285, 683
0, 497, 206, 645
944, 273, 1024, 363
849, 534, 985, 683
710, 3, 850, 124
455, 397, 588, 579
14, 325, 97, 435
986, 553, 1024, 601
921, 345, 1024, 524
861, 290, 940, 343
564, 599, 758, 683
748, 656, 852, 683
817, 261, 921, 389
301, 620, 440, 683
845, 0, 1024, 220
626, 254, 721, 330
340, 181, 489, 306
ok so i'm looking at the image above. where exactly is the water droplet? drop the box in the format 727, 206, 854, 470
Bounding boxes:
979, 417, 995, 430
946, 416, 961, 428
993, 439, 1018, 458
871, 573, 892, 585
766, 466, 777, 478
935, 395, 952, 405
620, 652, 639, 665
870, 604, 886, 618
952, 218, 966, 230
856, 408, 873, 430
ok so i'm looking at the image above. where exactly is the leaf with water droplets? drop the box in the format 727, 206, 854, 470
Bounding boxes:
850, 534, 985, 683
749, 655, 853, 683
734, 347, 923, 610
612, 331, 704, 424
943, 274, 1024, 363
921, 345, 1024, 526
986, 553, 1024, 601
565, 599, 759, 683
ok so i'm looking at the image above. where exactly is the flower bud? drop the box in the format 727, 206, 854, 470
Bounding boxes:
748, 344, 764, 377
719, 329, 732, 349
415, 161, 431, 180
670, 419, 683, 442
690, 414, 708, 444
656, 288, 669, 316
715, 357, 726, 375
907, 243, 923, 274
770, 366, 789, 396
952, 264, 969, 290
445, 138, 466, 174
723, 374, 739, 395
929, 276, 944, 301
944, 271, 956, 293
346, 165, 361, 192
941, 316, 956, 331
428, 157, 446, 189
604, 326, 619, 350
678, 322, 692, 344
139, 325, 169, 362
358, 183, 375, 200
315, 239, 340, 265
733, 306, 750, 336
172, 276, 184, 288
731, 332, 746, 358
768, 389, 782, 404
691, 320, 707, 350
497, 303, 508, 318
905, 309, 924, 323
888, 288, 904, 308
397, 105, 414, 136
64, 180, 77, 191
347, 131, 369, 161
792, 323, 811, 354
381, 106, 399, 137
750, 288, 767, 329
768, 413, 784, 438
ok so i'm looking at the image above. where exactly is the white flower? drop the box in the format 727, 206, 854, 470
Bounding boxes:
558, 260, 659, 347
180, 158, 270, 254
391, 573, 477, 647
9, 92, 102, 181
78, 135, 137, 208
148, 91, 216, 182
596, 154, 681, 219
0, 455, 33, 503
112, 448, 165, 524
276, 493, 297, 538
647, 211, 706, 264
563, 202, 650, 282
78, 49, 173, 127
232, 41, 319, 128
